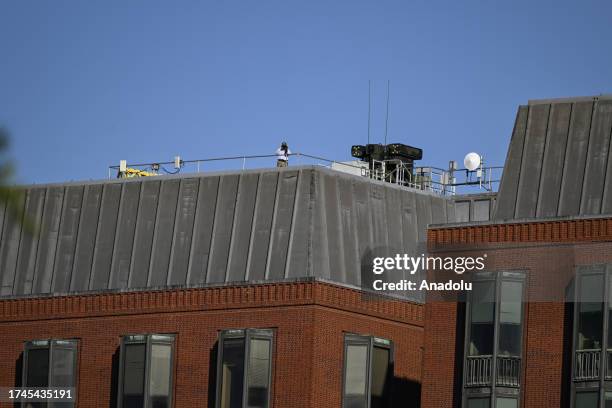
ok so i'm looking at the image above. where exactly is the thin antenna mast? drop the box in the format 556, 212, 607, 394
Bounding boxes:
367, 80, 372, 145
384, 80, 390, 145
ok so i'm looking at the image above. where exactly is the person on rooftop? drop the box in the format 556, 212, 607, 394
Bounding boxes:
276, 141, 291, 167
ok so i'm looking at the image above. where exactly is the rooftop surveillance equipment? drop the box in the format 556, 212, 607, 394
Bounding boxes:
351, 143, 423, 186
463, 152, 481, 171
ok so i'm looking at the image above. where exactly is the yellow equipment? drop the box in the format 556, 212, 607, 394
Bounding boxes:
117, 167, 158, 178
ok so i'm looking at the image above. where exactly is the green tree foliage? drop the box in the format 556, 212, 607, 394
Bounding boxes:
0, 127, 35, 233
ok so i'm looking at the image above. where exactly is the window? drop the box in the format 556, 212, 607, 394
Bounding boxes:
463, 271, 525, 408
22, 339, 78, 407
216, 329, 274, 408
467, 398, 490, 408
342, 334, 392, 408
575, 391, 599, 408
118, 334, 175, 408
571, 265, 612, 407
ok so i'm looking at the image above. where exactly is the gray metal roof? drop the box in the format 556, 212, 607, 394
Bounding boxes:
0, 166, 454, 300
494, 95, 612, 220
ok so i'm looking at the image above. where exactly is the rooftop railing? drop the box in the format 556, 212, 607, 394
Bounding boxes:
108, 153, 502, 196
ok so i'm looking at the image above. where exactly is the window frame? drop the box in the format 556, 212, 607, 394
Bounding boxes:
22, 339, 79, 407
117, 333, 176, 408
462, 271, 526, 408
341, 333, 394, 408
215, 328, 275, 408
571, 264, 612, 407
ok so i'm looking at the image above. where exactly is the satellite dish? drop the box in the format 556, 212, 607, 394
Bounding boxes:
464, 152, 481, 171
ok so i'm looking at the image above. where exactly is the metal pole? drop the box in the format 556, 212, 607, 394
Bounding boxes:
242, 156, 246, 170
368, 80, 371, 145
384, 80, 390, 145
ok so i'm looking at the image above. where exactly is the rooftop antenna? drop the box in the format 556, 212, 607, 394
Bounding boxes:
384, 80, 390, 145
367, 80, 372, 145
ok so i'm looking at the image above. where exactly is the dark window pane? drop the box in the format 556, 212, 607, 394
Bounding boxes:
608, 279, 612, 349
26, 348, 49, 387
50, 347, 76, 387
605, 391, 612, 408
469, 281, 495, 356
498, 281, 523, 357
466, 397, 490, 408
575, 391, 599, 408
123, 343, 146, 408
149, 343, 172, 408
51, 345, 77, 408
370, 346, 390, 408
344, 344, 368, 408
220, 338, 246, 408
247, 338, 271, 408
495, 397, 517, 408
578, 274, 604, 350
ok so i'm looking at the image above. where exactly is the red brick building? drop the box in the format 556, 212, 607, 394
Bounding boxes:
2, 94, 612, 408
423, 217, 612, 408
0, 280, 423, 407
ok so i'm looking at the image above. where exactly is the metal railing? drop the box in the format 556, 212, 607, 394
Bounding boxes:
108, 153, 364, 179
465, 355, 521, 387
575, 349, 601, 381
107, 153, 503, 196
497, 356, 521, 387
465, 355, 493, 386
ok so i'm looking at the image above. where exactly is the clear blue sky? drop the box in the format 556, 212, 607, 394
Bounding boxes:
2, 0, 612, 184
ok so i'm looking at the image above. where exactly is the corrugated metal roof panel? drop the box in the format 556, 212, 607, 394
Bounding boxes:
493, 96, 612, 220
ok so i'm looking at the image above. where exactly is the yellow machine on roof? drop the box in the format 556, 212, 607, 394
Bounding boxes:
117, 167, 158, 178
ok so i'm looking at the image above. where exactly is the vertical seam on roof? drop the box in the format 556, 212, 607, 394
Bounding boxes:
512, 106, 530, 219
306, 169, 316, 277
556, 103, 574, 216
10, 191, 27, 296
333, 174, 347, 283
127, 182, 146, 287
535, 104, 553, 217
226, 175, 244, 282
184, 180, 201, 285
264, 172, 282, 280
202, 175, 222, 282
29, 188, 48, 295
123, 182, 142, 287
88, 185, 106, 290
166, 180, 183, 285
204, 178, 222, 283
68, 186, 88, 292
147, 182, 165, 286
244, 174, 262, 281
49, 187, 67, 293
599, 110, 612, 214
222, 177, 239, 283
108, 184, 126, 289
579, 102, 597, 214
284, 170, 301, 278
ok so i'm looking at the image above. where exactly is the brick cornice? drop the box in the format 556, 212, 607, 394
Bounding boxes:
0, 280, 423, 327
428, 217, 612, 248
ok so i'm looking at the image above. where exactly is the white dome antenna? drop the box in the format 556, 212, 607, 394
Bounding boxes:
463, 152, 481, 171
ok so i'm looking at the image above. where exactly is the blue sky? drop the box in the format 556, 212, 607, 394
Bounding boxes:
2, 0, 612, 184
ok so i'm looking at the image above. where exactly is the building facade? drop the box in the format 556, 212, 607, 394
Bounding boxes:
1, 95, 612, 407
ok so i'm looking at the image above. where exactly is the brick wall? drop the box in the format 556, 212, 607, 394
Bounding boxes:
0, 280, 423, 408
422, 217, 612, 408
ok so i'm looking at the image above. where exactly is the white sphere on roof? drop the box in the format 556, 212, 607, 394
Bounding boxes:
464, 152, 481, 171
